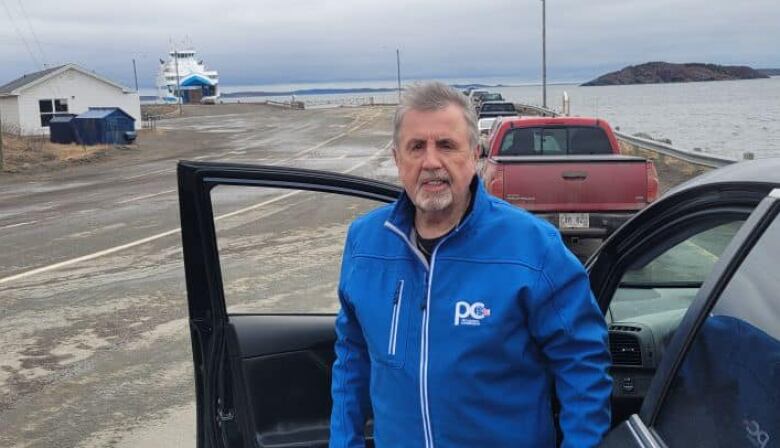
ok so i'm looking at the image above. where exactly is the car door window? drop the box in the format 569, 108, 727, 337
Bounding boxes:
210, 184, 380, 313
610, 220, 744, 323
652, 211, 780, 448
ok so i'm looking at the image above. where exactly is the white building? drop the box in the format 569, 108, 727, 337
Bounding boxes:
0, 64, 141, 135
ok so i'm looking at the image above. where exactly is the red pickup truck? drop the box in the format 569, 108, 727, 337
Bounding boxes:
481, 116, 659, 239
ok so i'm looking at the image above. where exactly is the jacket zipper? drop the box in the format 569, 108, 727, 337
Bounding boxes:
388, 280, 404, 355
419, 231, 462, 448
385, 221, 463, 448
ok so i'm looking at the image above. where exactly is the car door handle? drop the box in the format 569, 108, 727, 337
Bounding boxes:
562, 171, 588, 180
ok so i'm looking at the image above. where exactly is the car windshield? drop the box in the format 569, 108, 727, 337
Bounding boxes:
611, 221, 745, 322
483, 93, 502, 101
499, 126, 612, 155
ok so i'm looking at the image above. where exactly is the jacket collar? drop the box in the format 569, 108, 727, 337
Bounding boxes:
384, 175, 487, 237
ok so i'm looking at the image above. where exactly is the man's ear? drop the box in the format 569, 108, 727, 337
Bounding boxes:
392, 146, 400, 165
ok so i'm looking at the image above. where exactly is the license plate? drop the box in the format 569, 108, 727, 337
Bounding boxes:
559, 213, 589, 229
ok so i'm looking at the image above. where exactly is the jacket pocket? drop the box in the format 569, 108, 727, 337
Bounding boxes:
387, 280, 405, 356
380, 279, 408, 369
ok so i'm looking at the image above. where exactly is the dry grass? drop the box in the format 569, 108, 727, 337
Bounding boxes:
141, 104, 179, 119
1, 132, 110, 173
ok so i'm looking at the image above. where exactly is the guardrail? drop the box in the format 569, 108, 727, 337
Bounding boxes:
302, 94, 399, 108
514, 104, 558, 117
615, 132, 735, 168
266, 100, 305, 109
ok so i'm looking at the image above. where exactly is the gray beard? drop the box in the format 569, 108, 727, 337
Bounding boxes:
414, 188, 453, 212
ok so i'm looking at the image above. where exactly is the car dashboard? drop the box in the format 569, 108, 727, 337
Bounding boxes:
608, 309, 686, 402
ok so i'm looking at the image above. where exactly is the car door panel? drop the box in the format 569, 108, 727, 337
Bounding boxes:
226, 316, 338, 448
229, 315, 336, 357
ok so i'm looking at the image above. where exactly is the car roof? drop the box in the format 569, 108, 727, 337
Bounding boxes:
665, 158, 780, 196
500, 116, 602, 127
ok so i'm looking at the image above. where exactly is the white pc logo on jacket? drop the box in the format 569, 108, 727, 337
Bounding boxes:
454, 301, 491, 326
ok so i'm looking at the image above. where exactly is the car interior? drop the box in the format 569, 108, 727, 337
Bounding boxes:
599, 217, 745, 423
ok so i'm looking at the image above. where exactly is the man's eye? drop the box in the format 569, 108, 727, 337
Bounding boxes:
411, 142, 424, 150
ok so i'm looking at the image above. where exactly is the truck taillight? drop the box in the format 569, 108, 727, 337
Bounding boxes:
646, 161, 659, 202
488, 167, 505, 198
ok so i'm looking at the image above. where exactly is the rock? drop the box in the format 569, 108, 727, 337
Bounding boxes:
582, 62, 769, 86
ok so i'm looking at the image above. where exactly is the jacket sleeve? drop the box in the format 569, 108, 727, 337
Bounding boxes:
329, 227, 371, 448
527, 232, 612, 448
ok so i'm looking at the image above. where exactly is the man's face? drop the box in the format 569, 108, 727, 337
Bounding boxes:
394, 104, 478, 214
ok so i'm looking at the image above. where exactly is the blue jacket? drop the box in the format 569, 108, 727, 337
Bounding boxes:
330, 179, 612, 448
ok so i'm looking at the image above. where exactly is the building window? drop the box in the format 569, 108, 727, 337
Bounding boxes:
39, 98, 69, 127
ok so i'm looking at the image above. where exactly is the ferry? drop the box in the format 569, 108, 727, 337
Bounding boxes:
156, 49, 219, 104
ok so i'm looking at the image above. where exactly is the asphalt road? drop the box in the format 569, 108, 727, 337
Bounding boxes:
0, 104, 399, 447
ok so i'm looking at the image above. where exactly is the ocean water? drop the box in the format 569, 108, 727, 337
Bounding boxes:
143, 76, 780, 160
492, 77, 780, 160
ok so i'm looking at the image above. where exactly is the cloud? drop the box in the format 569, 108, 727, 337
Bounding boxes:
1, 0, 777, 88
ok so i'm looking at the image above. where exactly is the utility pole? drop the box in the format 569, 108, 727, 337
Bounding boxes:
132, 58, 139, 92
174, 49, 182, 115
541, 0, 547, 109
396, 49, 402, 104
0, 108, 4, 172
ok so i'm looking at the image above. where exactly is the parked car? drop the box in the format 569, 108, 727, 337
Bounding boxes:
477, 100, 517, 119
178, 158, 780, 448
467, 89, 489, 107
478, 117, 498, 155
482, 92, 503, 101
481, 116, 659, 240
477, 117, 497, 137
475, 92, 503, 109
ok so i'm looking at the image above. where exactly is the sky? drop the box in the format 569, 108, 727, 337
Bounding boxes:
1, 0, 778, 90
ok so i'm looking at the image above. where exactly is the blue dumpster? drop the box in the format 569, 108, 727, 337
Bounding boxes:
72, 107, 136, 145
49, 115, 77, 144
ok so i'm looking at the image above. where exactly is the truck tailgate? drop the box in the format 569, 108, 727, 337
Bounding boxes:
495, 155, 649, 212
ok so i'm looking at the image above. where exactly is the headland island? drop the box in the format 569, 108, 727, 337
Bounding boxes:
582, 62, 770, 86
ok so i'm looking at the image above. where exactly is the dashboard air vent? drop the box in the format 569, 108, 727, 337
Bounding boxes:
609, 325, 642, 332
609, 332, 642, 366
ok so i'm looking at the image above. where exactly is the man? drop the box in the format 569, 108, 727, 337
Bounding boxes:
330, 81, 611, 448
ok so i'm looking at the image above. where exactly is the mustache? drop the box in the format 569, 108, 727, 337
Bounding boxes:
418, 170, 451, 184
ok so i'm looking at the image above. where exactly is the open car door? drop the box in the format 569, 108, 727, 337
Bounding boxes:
178, 161, 400, 447
598, 189, 780, 446
585, 181, 771, 425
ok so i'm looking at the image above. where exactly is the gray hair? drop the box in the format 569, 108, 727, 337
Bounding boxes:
392, 81, 479, 151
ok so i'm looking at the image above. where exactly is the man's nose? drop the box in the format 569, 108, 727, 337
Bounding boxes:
421, 143, 442, 169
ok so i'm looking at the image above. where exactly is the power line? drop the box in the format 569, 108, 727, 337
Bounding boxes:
0, 0, 40, 68
16, 0, 47, 64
